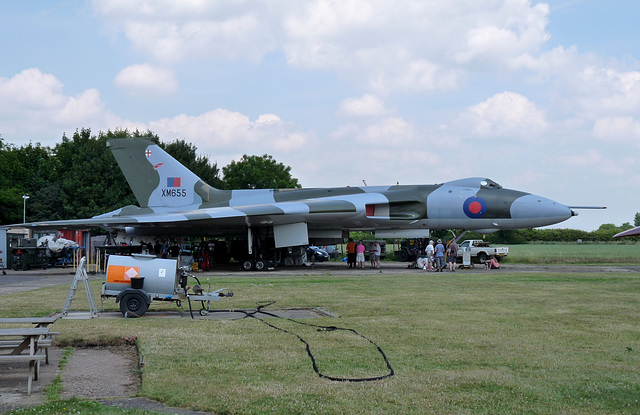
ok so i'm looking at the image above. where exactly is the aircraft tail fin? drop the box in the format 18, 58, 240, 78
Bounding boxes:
107, 137, 224, 209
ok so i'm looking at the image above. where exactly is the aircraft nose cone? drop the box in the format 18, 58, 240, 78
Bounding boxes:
510, 194, 572, 225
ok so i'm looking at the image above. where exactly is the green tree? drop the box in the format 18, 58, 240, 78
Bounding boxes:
19, 143, 59, 222
222, 154, 300, 190
0, 130, 228, 225
0, 139, 57, 224
634, 212, 640, 227
53, 128, 138, 219
591, 223, 620, 240
0, 138, 22, 224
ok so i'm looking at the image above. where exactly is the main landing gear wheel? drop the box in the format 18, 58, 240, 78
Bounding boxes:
254, 259, 267, 271
241, 259, 255, 271
120, 292, 148, 317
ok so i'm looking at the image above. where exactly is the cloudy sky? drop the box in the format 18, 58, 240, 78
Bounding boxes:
2, 0, 639, 231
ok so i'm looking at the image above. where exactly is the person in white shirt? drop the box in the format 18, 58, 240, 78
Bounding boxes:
372, 242, 381, 269
425, 240, 435, 271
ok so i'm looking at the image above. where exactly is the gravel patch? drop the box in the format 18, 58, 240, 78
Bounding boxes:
61, 346, 140, 400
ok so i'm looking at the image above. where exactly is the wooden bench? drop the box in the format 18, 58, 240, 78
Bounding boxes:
0, 352, 47, 395
0, 336, 56, 363
0, 316, 58, 327
0, 317, 59, 365
0, 327, 50, 395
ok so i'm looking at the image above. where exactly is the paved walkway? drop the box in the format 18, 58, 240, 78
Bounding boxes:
0, 267, 99, 296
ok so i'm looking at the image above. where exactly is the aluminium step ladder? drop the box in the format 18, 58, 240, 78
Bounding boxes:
61, 256, 98, 318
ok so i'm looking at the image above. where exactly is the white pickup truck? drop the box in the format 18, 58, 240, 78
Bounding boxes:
456, 240, 509, 263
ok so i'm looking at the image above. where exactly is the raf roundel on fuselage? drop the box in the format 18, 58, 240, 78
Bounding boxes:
463, 196, 488, 218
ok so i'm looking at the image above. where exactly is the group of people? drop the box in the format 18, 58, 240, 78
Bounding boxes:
346, 238, 381, 269
420, 237, 500, 271
422, 238, 459, 272
140, 240, 179, 258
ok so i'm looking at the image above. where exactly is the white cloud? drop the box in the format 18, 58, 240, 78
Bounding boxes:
593, 116, 640, 143
0, 68, 65, 111
462, 91, 548, 139
451, 2, 550, 65
54, 89, 105, 124
114, 64, 178, 96
554, 149, 625, 176
577, 67, 640, 115
330, 116, 417, 147
93, 0, 552, 93
510, 45, 581, 75
255, 114, 282, 126
142, 109, 312, 159
339, 94, 387, 118
94, 0, 278, 63
281, 0, 550, 92
0, 69, 112, 140
556, 149, 604, 167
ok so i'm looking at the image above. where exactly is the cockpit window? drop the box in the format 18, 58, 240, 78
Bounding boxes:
481, 179, 502, 189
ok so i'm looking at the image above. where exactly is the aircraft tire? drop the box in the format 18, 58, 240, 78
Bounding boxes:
120, 292, 148, 317
254, 259, 267, 271
241, 259, 255, 271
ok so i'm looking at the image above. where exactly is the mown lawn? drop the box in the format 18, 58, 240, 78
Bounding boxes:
504, 243, 640, 264
3, 264, 640, 414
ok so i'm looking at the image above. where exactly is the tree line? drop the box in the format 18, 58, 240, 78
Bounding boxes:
441, 225, 639, 244
0, 128, 299, 225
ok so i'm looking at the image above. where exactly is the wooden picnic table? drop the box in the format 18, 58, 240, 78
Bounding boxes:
0, 327, 50, 395
0, 317, 59, 364
0, 316, 58, 327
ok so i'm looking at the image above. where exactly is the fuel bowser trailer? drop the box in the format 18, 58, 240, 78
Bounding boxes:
102, 254, 233, 317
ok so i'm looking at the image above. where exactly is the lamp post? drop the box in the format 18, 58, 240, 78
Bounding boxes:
22, 195, 29, 223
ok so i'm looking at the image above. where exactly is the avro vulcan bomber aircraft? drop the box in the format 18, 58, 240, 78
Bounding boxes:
13, 137, 597, 267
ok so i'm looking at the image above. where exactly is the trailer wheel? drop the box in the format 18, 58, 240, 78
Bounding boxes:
120, 293, 148, 317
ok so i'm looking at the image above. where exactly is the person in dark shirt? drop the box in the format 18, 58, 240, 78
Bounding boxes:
447, 238, 459, 272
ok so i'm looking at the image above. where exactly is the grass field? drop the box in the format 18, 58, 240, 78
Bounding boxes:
504, 243, 640, 264
382, 242, 640, 265
3, 256, 640, 414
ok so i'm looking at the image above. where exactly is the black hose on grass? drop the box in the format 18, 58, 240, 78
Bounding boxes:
208, 301, 394, 382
